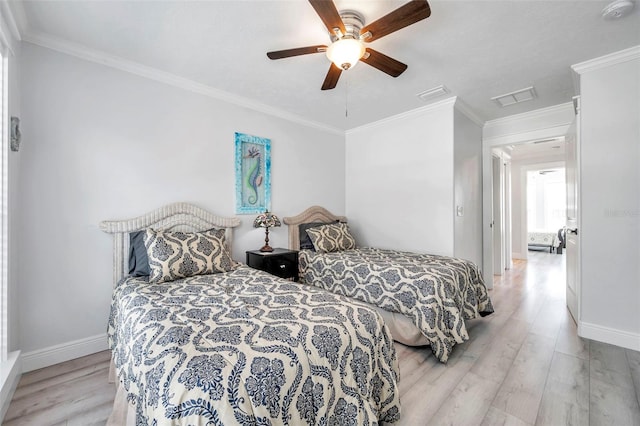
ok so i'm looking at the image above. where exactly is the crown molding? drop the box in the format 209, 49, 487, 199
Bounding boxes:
346, 96, 457, 134
1, 1, 22, 41
484, 102, 574, 129
23, 30, 344, 136
483, 102, 574, 140
0, 0, 23, 55
572, 45, 640, 75
454, 98, 485, 127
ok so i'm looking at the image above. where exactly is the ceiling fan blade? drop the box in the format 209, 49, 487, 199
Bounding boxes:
360, 0, 431, 42
361, 48, 408, 77
267, 45, 327, 60
321, 63, 342, 90
309, 0, 346, 37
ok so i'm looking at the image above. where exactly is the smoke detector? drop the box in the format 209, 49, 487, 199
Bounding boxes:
601, 0, 634, 19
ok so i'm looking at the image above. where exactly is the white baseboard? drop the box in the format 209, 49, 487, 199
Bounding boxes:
579, 321, 640, 351
0, 351, 21, 423
21, 333, 108, 373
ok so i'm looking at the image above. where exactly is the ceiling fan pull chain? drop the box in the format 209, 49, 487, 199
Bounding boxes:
345, 73, 349, 118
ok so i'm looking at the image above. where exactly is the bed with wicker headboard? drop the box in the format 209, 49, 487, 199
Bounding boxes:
284, 206, 494, 363
100, 202, 400, 425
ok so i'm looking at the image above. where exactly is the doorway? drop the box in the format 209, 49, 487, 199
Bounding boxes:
524, 163, 566, 259
482, 115, 574, 287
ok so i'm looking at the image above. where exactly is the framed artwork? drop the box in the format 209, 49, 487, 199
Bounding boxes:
235, 132, 271, 214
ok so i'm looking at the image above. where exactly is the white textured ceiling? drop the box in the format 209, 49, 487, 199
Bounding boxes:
11, 0, 640, 131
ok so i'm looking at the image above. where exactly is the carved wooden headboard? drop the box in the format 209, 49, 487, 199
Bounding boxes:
100, 202, 241, 287
282, 206, 347, 251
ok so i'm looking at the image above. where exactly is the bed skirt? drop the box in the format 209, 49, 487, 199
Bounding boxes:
371, 303, 429, 347
107, 355, 135, 426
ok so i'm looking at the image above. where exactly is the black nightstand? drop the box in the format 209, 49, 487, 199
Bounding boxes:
246, 248, 299, 281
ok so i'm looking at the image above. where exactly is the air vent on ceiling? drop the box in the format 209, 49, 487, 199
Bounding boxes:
417, 85, 450, 102
491, 86, 537, 107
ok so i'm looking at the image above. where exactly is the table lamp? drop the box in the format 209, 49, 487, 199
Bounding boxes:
253, 211, 281, 252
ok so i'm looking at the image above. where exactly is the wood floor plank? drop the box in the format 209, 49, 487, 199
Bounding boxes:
398, 352, 477, 425
554, 316, 590, 360
535, 352, 589, 426
17, 351, 111, 387
12, 359, 111, 400
590, 376, 640, 426
529, 298, 564, 341
4, 366, 112, 423
590, 341, 636, 390
490, 332, 556, 424
469, 329, 524, 385
589, 341, 640, 426
427, 371, 501, 426
395, 342, 436, 397
481, 406, 533, 426
626, 349, 640, 408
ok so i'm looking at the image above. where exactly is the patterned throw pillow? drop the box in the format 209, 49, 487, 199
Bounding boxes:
299, 222, 330, 250
305, 222, 356, 253
144, 228, 234, 283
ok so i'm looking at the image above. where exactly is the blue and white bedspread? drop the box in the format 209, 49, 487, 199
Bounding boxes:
299, 248, 494, 363
108, 265, 400, 425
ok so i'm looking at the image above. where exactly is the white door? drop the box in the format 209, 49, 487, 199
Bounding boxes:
492, 155, 504, 275
565, 101, 580, 324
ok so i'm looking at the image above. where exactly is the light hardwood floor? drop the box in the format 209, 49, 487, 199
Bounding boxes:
4, 251, 640, 425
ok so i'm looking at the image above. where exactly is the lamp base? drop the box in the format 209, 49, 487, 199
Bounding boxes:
259, 245, 274, 252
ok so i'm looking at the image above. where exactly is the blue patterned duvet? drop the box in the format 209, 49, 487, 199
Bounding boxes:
108, 265, 400, 425
299, 248, 494, 363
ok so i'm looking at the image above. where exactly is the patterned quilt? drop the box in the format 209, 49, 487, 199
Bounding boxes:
299, 248, 494, 363
108, 265, 400, 425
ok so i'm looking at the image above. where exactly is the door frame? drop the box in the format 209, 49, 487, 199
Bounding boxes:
482, 104, 575, 288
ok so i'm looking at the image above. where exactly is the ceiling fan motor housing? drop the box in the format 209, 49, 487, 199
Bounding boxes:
331, 10, 365, 41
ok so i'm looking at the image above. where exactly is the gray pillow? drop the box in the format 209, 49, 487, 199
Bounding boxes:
129, 231, 150, 277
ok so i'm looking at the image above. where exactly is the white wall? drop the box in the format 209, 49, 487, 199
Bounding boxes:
17, 43, 345, 358
576, 53, 640, 347
345, 99, 455, 255
453, 108, 482, 266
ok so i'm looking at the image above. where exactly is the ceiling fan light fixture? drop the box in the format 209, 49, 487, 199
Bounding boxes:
326, 38, 365, 70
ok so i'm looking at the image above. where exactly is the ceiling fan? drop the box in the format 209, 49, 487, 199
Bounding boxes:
267, 0, 431, 90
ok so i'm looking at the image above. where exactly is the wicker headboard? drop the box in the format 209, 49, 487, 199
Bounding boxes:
282, 206, 347, 251
100, 202, 241, 287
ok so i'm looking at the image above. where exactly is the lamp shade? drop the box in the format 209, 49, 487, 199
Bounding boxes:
253, 211, 281, 229
326, 38, 365, 70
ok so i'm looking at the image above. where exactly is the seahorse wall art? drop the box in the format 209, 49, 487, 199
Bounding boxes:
244, 146, 263, 205
235, 132, 271, 214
